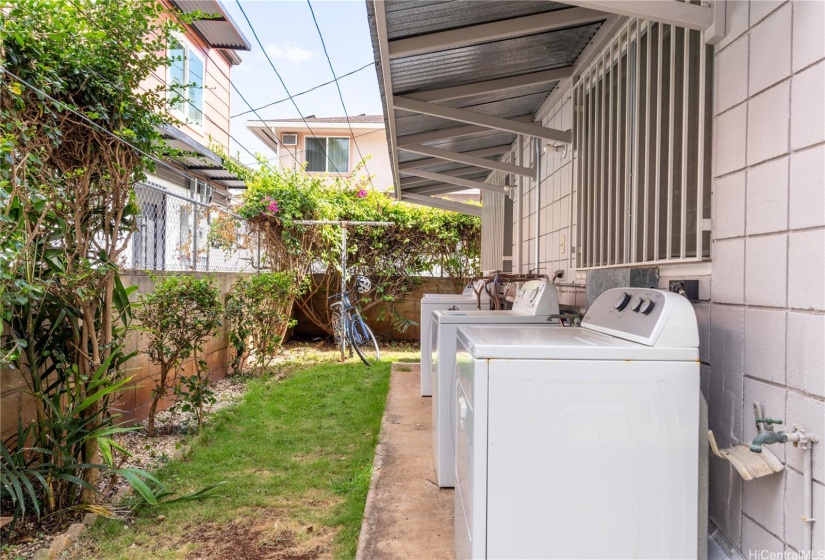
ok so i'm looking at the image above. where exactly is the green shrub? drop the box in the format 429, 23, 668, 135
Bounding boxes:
226, 272, 298, 375
136, 276, 222, 436
233, 159, 481, 336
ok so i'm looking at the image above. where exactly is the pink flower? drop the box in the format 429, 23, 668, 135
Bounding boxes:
261, 196, 279, 214
356, 189, 367, 198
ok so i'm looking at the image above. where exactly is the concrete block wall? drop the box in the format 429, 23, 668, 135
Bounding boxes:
708, 0, 824, 554
503, 1, 824, 555
0, 272, 244, 435
291, 275, 465, 342
511, 92, 585, 310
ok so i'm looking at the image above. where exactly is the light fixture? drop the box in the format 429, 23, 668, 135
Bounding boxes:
544, 142, 569, 159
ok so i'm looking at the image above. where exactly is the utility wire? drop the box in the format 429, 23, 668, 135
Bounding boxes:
234, 0, 347, 181
305, 0, 376, 192
0, 67, 215, 190
231, 60, 375, 118
60, 0, 279, 180
63, 0, 298, 181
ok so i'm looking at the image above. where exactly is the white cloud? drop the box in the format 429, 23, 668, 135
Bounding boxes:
264, 43, 315, 64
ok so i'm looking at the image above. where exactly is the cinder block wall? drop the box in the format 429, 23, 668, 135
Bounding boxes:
708, 0, 824, 553
0, 272, 244, 434
113, 271, 243, 424
505, 1, 824, 555
292, 276, 466, 341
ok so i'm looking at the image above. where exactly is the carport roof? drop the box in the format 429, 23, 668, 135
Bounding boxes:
366, 0, 606, 215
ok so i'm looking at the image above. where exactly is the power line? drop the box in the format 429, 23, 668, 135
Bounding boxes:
234, 0, 348, 181
0, 67, 210, 190
230, 61, 375, 119
62, 0, 293, 182
60, 0, 270, 178
305, 0, 376, 192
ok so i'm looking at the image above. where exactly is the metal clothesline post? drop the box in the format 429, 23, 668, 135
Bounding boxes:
292, 220, 394, 295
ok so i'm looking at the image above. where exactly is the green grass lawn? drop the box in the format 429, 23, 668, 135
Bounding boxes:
73, 348, 417, 560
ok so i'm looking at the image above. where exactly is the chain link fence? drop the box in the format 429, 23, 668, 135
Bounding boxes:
122, 181, 262, 273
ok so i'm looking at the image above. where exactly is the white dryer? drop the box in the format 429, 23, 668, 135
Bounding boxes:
430, 279, 560, 487
454, 288, 700, 560
418, 281, 490, 397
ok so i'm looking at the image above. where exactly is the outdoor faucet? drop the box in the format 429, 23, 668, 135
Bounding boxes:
750, 429, 789, 453
749, 402, 789, 453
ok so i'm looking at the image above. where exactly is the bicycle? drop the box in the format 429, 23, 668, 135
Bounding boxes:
328, 274, 380, 366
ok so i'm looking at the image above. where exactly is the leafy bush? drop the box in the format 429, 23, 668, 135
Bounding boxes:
136, 276, 223, 436
0, 0, 184, 528
226, 272, 299, 375
234, 159, 481, 336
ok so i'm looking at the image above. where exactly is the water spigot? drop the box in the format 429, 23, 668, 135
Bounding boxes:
750, 430, 789, 453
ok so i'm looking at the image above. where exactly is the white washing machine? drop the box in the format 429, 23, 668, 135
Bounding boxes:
430, 279, 560, 487
454, 288, 700, 560
419, 281, 490, 397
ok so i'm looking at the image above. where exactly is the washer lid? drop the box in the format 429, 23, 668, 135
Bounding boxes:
456, 325, 699, 361
433, 310, 559, 325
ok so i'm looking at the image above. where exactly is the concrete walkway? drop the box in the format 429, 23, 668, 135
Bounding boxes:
356, 363, 454, 560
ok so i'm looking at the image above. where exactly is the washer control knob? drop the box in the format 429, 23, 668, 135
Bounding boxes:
614, 292, 631, 311
639, 299, 655, 314
629, 296, 643, 312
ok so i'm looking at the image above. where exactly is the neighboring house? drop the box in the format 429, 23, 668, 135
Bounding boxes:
126, 0, 253, 273
370, 0, 824, 556
246, 115, 395, 192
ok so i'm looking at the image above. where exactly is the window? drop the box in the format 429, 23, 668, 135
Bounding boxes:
574, 19, 713, 268
168, 36, 204, 127
305, 137, 349, 173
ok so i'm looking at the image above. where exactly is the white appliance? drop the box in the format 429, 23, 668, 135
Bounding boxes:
430, 279, 560, 487
418, 281, 490, 397
454, 288, 700, 560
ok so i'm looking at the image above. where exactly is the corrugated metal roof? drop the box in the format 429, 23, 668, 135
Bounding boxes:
390, 24, 601, 93
384, 0, 570, 40
366, 0, 607, 208
394, 91, 553, 136
170, 0, 252, 51
159, 125, 247, 191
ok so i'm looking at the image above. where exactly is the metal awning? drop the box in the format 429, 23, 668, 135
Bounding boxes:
366, 0, 719, 216
367, 1, 607, 214
159, 125, 247, 192
170, 0, 252, 61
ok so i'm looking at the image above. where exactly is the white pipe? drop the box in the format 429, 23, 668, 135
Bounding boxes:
534, 138, 540, 272
786, 428, 818, 554
516, 135, 524, 273
803, 440, 812, 554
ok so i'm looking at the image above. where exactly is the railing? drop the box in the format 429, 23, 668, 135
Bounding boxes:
122, 181, 262, 273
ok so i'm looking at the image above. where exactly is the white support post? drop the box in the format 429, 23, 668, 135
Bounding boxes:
400, 166, 489, 187
394, 96, 572, 144
402, 169, 508, 194
561, 1, 713, 31
398, 146, 511, 170
400, 144, 534, 177
405, 67, 573, 103
400, 193, 483, 216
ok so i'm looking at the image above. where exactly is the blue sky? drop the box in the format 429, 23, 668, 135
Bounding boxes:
222, 0, 383, 165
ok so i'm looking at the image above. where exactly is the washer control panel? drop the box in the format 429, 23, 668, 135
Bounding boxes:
582, 287, 698, 347
510, 280, 560, 316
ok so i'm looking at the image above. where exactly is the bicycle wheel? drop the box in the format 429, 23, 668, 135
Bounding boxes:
349, 313, 380, 366
331, 309, 347, 361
